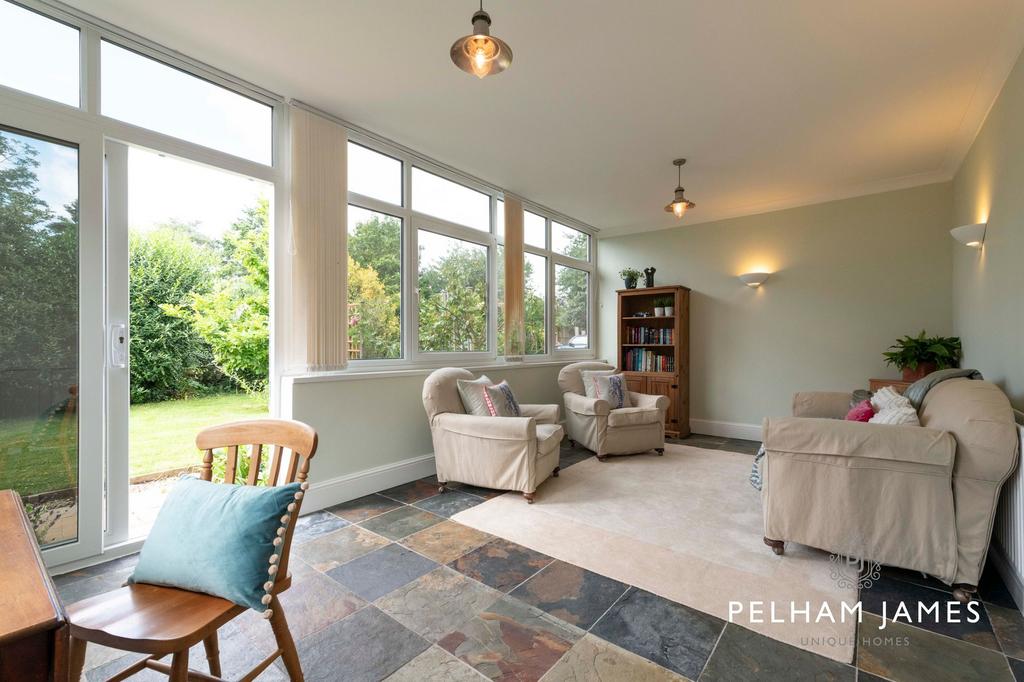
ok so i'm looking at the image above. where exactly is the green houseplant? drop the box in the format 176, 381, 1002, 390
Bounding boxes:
883, 331, 962, 381
619, 268, 641, 289
654, 295, 674, 317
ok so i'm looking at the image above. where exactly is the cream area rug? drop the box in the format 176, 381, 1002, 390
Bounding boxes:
452, 443, 858, 663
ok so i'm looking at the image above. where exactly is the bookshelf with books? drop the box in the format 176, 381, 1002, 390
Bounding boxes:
616, 284, 690, 437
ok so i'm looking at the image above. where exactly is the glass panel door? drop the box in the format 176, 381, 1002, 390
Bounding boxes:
0, 126, 80, 547
105, 142, 272, 542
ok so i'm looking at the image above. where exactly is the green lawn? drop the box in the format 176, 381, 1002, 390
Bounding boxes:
0, 392, 268, 496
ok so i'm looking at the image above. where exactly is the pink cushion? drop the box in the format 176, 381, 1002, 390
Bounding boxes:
845, 399, 875, 422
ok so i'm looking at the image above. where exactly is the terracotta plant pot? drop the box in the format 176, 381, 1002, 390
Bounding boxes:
902, 363, 937, 382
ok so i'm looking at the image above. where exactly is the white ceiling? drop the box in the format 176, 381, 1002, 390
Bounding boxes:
65, 0, 1024, 235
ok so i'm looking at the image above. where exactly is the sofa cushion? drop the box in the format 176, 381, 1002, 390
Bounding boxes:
582, 370, 631, 408
456, 375, 495, 416
536, 423, 564, 454
608, 407, 661, 428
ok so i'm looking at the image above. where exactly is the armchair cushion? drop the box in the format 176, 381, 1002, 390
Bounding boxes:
519, 403, 559, 424
434, 412, 535, 441
558, 361, 616, 395
629, 392, 670, 411
536, 423, 564, 453
582, 371, 631, 408
564, 391, 609, 416
456, 375, 495, 416
764, 416, 955, 467
608, 407, 662, 428
791, 391, 853, 419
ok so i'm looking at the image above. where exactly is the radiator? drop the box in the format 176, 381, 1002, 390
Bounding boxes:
992, 415, 1024, 611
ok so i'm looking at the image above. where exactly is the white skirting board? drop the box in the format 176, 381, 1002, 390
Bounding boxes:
300, 453, 437, 514
688, 419, 762, 442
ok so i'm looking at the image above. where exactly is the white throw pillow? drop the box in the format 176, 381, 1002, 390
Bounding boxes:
456, 375, 494, 416
580, 370, 631, 409
868, 387, 920, 426
870, 386, 906, 411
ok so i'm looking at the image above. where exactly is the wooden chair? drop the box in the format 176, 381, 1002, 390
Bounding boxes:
66, 419, 318, 682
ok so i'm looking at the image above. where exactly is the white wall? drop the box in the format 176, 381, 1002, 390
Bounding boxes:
598, 183, 954, 431
282, 362, 570, 509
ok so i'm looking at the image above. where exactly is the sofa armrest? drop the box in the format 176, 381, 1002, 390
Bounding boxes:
629, 392, 669, 411
792, 392, 852, 419
763, 416, 955, 467
434, 413, 535, 441
563, 392, 609, 416
519, 403, 559, 424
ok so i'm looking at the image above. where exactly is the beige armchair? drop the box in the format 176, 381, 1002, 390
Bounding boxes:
422, 368, 563, 503
762, 378, 1019, 601
558, 362, 669, 461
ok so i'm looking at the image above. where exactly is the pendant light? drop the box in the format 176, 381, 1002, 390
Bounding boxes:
664, 158, 696, 218
450, 1, 513, 79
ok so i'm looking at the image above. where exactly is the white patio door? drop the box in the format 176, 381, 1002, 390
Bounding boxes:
0, 105, 105, 566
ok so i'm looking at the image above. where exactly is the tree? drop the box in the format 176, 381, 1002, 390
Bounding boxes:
347, 213, 401, 359
418, 244, 488, 352
555, 233, 590, 344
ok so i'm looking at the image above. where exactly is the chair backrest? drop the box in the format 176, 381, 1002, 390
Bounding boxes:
423, 367, 475, 422
557, 361, 616, 396
195, 418, 318, 587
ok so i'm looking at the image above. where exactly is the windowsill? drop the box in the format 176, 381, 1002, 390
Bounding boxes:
283, 356, 602, 384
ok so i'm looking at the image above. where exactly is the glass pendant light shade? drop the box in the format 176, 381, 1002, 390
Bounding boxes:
451, 8, 512, 78
664, 158, 695, 218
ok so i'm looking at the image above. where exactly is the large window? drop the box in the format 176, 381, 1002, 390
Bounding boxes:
101, 41, 273, 164
524, 210, 546, 248
411, 167, 489, 231
555, 264, 590, 350
0, 1, 79, 106
553, 221, 590, 260
418, 230, 488, 353
348, 142, 402, 205
348, 206, 402, 360
524, 252, 547, 354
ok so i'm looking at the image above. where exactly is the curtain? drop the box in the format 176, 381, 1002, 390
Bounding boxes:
503, 195, 525, 357
289, 106, 347, 371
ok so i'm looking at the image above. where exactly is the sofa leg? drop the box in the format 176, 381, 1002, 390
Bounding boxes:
763, 537, 785, 555
597, 455, 608, 462
953, 584, 978, 603
437, 482, 447, 494
523, 492, 535, 504
552, 467, 560, 477
655, 448, 665, 456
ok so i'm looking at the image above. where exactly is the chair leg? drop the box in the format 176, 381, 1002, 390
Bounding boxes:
523, 492, 535, 504
169, 649, 189, 682
203, 631, 222, 677
269, 596, 304, 681
437, 482, 447, 494
763, 537, 785, 555
69, 636, 87, 682
953, 584, 978, 603
552, 467, 560, 477
655, 448, 665, 456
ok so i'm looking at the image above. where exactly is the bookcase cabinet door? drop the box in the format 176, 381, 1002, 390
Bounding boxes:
624, 376, 646, 394
646, 376, 675, 427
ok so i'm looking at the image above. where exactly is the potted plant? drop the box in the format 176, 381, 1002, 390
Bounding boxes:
620, 268, 641, 289
883, 331, 962, 381
658, 295, 674, 317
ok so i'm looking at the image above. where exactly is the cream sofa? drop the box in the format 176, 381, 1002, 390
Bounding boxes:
422, 368, 563, 503
558, 362, 669, 460
762, 378, 1019, 600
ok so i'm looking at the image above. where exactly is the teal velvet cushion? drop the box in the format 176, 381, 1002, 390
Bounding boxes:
129, 478, 303, 613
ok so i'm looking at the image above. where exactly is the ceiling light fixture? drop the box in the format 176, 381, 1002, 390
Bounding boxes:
450, 1, 512, 79
665, 158, 696, 218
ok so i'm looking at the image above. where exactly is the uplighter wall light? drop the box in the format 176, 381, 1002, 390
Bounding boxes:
950, 222, 986, 248
739, 272, 771, 287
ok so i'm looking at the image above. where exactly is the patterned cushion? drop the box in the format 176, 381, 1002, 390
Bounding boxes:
456, 375, 494, 416
482, 380, 522, 417
581, 370, 631, 409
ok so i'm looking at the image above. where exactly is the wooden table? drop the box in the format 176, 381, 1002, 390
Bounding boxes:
868, 378, 914, 395
0, 489, 69, 682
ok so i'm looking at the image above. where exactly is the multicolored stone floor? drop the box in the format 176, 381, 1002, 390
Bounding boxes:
55, 434, 1024, 681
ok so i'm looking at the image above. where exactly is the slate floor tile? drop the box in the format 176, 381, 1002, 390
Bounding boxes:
879, 565, 953, 594
558, 447, 593, 469
376, 566, 503, 642
414, 490, 485, 518
590, 587, 724, 680
291, 510, 349, 545
860, 574, 999, 650
327, 493, 401, 522
400, 520, 493, 564
982, 563, 1019, 609
327, 544, 437, 601
449, 538, 554, 593
294, 605, 429, 682
384, 645, 483, 681
700, 623, 855, 681
541, 634, 687, 681
448, 482, 506, 500
360, 506, 445, 540
1009, 657, 1024, 681
510, 560, 628, 629
380, 478, 443, 504
990, 604, 1024, 659
858, 612, 1013, 681
293, 524, 391, 572
438, 595, 582, 681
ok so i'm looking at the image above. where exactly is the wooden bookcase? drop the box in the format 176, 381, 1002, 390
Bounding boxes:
616, 285, 690, 437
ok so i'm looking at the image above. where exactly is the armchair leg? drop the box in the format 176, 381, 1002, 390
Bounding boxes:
953, 584, 978, 603
568, 439, 576, 447
437, 482, 447, 494
552, 467, 560, 477
597, 455, 608, 462
763, 537, 785, 555
523, 492, 535, 504
655, 448, 665, 456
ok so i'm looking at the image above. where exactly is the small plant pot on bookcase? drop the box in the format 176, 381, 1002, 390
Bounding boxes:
620, 268, 641, 290
654, 307, 665, 317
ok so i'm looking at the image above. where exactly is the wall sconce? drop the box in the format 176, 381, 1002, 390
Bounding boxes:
950, 222, 986, 248
738, 272, 771, 287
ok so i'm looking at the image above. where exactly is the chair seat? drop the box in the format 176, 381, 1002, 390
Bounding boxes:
68, 583, 249, 655
608, 407, 661, 428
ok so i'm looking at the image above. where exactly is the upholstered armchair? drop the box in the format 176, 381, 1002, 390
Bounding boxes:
762, 378, 1019, 601
422, 368, 563, 503
558, 362, 669, 460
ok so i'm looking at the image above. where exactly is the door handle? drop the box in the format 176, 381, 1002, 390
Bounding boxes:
110, 323, 128, 368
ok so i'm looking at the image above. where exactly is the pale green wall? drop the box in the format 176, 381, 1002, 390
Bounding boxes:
598, 183, 954, 427
287, 363, 569, 483
952, 48, 1024, 411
